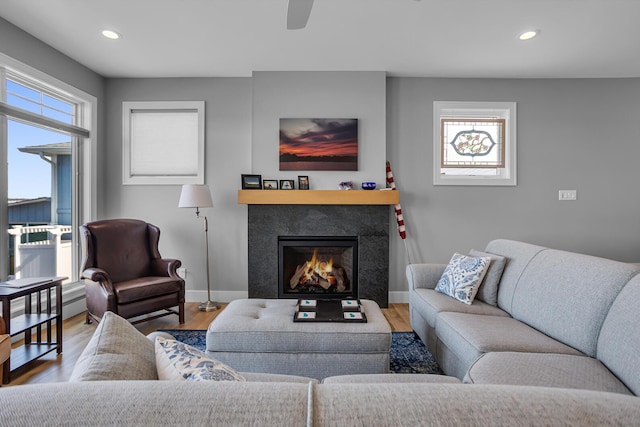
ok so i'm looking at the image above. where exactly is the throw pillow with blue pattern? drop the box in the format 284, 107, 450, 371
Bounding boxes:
435, 252, 491, 305
155, 337, 245, 382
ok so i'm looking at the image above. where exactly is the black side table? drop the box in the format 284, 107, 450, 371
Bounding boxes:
0, 277, 65, 384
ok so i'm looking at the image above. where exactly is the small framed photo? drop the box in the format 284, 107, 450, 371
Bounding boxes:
263, 179, 278, 190
298, 175, 309, 190
280, 179, 295, 190
241, 174, 262, 189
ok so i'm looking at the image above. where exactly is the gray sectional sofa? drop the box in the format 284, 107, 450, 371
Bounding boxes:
1, 310, 640, 426
408, 239, 640, 395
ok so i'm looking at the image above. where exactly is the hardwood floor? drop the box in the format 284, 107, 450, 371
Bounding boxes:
6, 302, 410, 386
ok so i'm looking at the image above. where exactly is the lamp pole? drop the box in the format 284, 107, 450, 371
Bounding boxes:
196, 207, 220, 311
179, 184, 220, 312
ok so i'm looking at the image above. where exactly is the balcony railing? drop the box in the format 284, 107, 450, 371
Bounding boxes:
7, 225, 72, 281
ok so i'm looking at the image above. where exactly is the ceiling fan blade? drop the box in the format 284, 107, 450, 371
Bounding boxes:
287, 0, 314, 30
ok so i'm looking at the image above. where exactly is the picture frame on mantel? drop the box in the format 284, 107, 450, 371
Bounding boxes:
241, 174, 262, 189
263, 179, 278, 190
280, 179, 294, 190
298, 176, 309, 190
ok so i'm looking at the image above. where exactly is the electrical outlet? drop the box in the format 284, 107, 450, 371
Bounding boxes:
558, 190, 577, 201
177, 267, 186, 278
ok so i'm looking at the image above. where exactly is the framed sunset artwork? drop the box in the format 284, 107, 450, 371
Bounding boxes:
279, 118, 358, 171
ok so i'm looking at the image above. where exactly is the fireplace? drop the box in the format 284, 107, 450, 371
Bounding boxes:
279, 236, 358, 300
247, 204, 390, 307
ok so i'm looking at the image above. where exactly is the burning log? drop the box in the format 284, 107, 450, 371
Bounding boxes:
335, 268, 346, 292
290, 264, 307, 289
288, 248, 349, 292
317, 277, 332, 290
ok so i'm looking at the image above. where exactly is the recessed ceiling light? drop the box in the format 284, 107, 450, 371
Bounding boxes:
101, 30, 120, 40
519, 30, 539, 41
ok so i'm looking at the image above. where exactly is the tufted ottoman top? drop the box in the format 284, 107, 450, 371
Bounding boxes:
206, 299, 391, 353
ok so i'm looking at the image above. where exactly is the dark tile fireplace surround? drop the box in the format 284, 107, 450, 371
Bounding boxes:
248, 204, 390, 307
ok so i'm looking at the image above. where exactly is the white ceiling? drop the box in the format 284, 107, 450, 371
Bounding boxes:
1, 0, 639, 79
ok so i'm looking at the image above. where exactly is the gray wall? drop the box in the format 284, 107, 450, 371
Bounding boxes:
4, 15, 640, 302
0, 18, 104, 99
387, 77, 640, 295
103, 78, 253, 301
252, 71, 387, 188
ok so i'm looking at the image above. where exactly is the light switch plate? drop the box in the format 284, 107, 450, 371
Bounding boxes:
559, 190, 577, 201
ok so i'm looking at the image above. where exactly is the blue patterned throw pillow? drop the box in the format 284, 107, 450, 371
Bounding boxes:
435, 253, 491, 305
155, 337, 245, 382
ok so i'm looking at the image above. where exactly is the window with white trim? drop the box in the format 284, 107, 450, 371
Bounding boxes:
0, 54, 96, 285
434, 101, 516, 186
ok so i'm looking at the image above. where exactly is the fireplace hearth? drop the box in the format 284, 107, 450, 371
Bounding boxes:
279, 236, 358, 300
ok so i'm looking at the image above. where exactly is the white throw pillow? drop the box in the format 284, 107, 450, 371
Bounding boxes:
435, 252, 491, 305
155, 337, 245, 382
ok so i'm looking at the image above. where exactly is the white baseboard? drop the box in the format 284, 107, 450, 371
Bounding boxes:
64, 297, 89, 320
185, 290, 248, 304
388, 291, 409, 304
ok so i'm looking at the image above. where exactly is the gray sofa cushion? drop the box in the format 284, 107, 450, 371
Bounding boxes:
410, 288, 509, 329
464, 352, 633, 395
312, 383, 640, 426
436, 312, 583, 377
241, 372, 318, 383
484, 239, 547, 312
406, 263, 447, 290
69, 311, 158, 381
321, 373, 461, 384
0, 381, 312, 426
510, 249, 639, 357
597, 273, 640, 395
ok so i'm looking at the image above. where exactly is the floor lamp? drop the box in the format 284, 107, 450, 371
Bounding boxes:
178, 184, 221, 311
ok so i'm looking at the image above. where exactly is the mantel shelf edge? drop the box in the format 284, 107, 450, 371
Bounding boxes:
237, 190, 399, 205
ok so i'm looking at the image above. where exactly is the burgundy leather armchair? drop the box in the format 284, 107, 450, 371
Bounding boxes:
80, 219, 185, 324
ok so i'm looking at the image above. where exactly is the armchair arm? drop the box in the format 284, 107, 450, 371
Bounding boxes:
81, 267, 115, 294
406, 264, 447, 290
0, 316, 5, 335
151, 258, 182, 279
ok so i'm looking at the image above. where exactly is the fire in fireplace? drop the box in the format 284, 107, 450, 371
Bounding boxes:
278, 236, 358, 300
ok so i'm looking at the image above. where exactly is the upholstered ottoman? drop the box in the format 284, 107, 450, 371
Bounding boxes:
205, 299, 392, 380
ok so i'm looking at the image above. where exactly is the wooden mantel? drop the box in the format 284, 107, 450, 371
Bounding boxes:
237, 189, 399, 205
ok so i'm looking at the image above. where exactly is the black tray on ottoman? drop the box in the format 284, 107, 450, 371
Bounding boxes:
294, 299, 367, 323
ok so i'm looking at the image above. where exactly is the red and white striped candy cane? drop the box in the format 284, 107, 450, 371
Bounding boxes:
386, 161, 406, 240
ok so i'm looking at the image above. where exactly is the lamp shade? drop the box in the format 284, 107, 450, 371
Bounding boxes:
178, 184, 213, 208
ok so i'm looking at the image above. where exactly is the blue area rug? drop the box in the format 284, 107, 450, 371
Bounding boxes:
159, 330, 443, 375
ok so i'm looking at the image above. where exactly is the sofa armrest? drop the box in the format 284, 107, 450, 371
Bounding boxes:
406, 264, 446, 290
